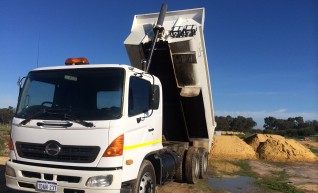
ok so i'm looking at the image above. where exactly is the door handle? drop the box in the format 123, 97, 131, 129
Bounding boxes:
148, 128, 154, 132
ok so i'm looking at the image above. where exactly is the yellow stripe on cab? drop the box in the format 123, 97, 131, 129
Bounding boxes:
124, 138, 162, 150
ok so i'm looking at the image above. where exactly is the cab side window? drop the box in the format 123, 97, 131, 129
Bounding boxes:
128, 77, 151, 116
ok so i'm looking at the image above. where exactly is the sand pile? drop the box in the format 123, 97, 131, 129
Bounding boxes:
244, 134, 284, 151
210, 136, 256, 159
245, 134, 318, 162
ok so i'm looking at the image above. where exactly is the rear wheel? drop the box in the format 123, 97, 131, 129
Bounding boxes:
185, 147, 199, 184
132, 160, 156, 193
175, 148, 185, 183
198, 148, 209, 179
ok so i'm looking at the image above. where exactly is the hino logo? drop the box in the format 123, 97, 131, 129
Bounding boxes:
45, 142, 61, 156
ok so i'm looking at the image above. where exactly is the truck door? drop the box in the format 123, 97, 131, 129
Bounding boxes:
124, 76, 161, 153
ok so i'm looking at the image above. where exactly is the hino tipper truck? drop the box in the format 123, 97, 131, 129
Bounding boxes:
6, 4, 216, 193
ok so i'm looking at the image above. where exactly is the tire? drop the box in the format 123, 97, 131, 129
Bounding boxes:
198, 148, 209, 179
132, 160, 156, 193
175, 148, 185, 183
185, 147, 200, 184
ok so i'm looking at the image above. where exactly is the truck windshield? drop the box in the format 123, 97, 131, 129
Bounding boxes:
16, 68, 124, 121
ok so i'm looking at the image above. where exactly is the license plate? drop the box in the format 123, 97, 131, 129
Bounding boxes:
36, 180, 57, 192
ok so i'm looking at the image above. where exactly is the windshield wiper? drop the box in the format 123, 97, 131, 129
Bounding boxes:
19, 108, 47, 126
19, 108, 94, 128
63, 113, 94, 128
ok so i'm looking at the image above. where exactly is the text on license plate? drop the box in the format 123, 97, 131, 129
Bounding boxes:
36, 180, 57, 192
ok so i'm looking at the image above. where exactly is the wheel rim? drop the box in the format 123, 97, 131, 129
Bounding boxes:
194, 156, 200, 178
139, 172, 154, 193
203, 153, 208, 173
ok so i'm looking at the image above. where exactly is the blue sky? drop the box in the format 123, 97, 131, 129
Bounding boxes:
1, 0, 317, 128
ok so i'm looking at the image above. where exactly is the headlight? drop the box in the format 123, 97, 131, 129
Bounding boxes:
86, 175, 113, 187
5, 165, 16, 177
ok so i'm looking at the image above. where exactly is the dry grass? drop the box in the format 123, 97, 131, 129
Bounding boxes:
0, 157, 8, 165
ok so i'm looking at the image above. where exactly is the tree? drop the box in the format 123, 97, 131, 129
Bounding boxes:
287, 116, 305, 128
297, 128, 315, 136
263, 116, 318, 137
216, 115, 257, 132
306, 120, 318, 133
215, 116, 232, 131
230, 116, 245, 131
275, 119, 293, 130
294, 116, 305, 128
264, 116, 277, 130
0, 107, 15, 125
244, 117, 257, 131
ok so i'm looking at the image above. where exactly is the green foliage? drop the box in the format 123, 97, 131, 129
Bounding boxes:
248, 129, 263, 134
0, 134, 10, 156
209, 160, 302, 193
0, 122, 12, 156
263, 116, 318, 137
0, 124, 11, 134
257, 178, 303, 193
0, 124, 6, 131
229, 160, 258, 178
296, 128, 316, 136
215, 115, 257, 131
309, 148, 318, 155
188, 179, 213, 193
256, 170, 303, 193
215, 115, 232, 131
0, 107, 15, 125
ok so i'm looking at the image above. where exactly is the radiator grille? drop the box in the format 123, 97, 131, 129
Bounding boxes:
16, 142, 100, 163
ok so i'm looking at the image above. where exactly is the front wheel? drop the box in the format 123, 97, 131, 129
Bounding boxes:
132, 160, 156, 193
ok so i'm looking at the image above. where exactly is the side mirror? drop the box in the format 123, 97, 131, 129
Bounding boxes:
150, 85, 160, 109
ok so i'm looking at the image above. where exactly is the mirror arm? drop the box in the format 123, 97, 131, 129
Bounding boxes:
17, 76, 26, 102
17, 77, 26, 89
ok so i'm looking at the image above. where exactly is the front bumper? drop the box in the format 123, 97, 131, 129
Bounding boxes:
5, 160, 127, 193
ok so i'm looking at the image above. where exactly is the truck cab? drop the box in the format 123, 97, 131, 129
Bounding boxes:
7, 63, 164, 192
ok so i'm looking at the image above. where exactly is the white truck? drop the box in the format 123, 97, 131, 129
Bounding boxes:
6, 4, 216, 193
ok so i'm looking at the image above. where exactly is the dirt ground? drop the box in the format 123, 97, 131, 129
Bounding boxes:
249, 160, 318, 193
156, 180, 213, 193
2, 157, 317, 193
303, 138, 318, 150
1, 135, 318, 193
157, 159, 318, 193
